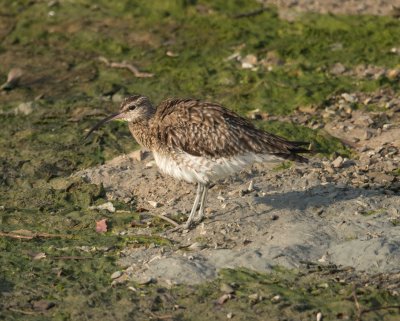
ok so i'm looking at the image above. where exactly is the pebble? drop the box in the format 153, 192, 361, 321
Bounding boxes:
217, 195, 226, 202
217, 293, 232, 305
354, 115, 374, 127
318, 254, 328, 263
247, 180, 254, 192
49, 177, 73, 190
325, 166, 335, 174
241, 54, 258, 69
166, 50, 179, 57
248, 293, 261, 302
1, 67, 23, 90
148, 200, 161, 208
363, 130, 373, 140
111, 271, 123, 279
32, 300, 55, 311
32, 252, 46, 260
129, 150, 148, 162
14, 101, 36, 115
341, 93, 357, 103
271, 214, 279, 221
145, 160, 156, 168
317, 283, 329, 289
363, 97, 372, 105
370, 173, 394, 184
188, 242, 206, 251
137, 276, 155, 285
332, 156, 344, 168
271, 295, 281, 303
247, 109, 263, 120
382, 123, 393, 131
90, 201, 116, 213
220, 283, 235, 294
387, 68, 400, 79
330, 62, 346, 75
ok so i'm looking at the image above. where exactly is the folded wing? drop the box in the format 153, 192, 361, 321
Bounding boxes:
154, 98, 309, 163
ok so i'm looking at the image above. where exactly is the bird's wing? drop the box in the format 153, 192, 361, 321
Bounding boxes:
154, 98, 309, 162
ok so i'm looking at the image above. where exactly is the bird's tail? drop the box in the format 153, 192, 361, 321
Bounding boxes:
273, 141, 311, 163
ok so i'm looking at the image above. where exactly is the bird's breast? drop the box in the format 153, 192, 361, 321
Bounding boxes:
128, 122, 155, 150
152, 151, 278, 185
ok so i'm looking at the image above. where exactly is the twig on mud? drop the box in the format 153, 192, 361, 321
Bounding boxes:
361, 305, 400, 316
143, 212, 180, 227
0, 232, 33, 240
149, 312, 175, 320
233, 6, 269, 19
116, 210, 180, 227
0, 231, 70, 240
35, 232, 71, 238
352, 286, 362, 321
52, 256, 92, 260
166, 225, 184, 233
352, 285, 400, 321
8, 308, 41, 315
98, 56, 154, 78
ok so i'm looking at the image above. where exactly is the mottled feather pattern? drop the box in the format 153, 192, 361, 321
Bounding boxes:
125, 96, 309, 184
154, 98, 309, 163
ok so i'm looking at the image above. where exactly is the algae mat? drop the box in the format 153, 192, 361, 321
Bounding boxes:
1, 0, 400, 320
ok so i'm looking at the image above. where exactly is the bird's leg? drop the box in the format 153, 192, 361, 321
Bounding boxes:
184, 183, 203, 229
194, 183, 209, 223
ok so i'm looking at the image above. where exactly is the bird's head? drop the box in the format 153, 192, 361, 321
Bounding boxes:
117, 94, 154, 122
85, 94, 154, 139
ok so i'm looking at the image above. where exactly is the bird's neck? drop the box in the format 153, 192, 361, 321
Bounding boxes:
128, 119, 154, 150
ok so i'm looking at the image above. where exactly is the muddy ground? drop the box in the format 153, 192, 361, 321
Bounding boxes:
261, 0, 400, 16
79, 91, 400, 285
1, 0, 400, 320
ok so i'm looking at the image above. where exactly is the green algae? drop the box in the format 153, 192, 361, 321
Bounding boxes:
3, 1, 400, 112
157, 268, 400, 321
1, 0, 400, 319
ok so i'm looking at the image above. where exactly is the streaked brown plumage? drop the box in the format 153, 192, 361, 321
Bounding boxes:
86, 94, 309, 229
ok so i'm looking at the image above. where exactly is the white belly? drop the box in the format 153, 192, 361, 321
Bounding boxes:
153, 152, 278, 184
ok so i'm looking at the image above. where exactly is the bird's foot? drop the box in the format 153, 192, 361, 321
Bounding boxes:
166, 224, 184, 233
192, 216, 204, 224
166, 222, 192, 233
165, 214, 204, 233
183, 221, 194, 230
193, 209, 206, 224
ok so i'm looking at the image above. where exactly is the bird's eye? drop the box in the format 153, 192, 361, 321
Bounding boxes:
128, 104, 136, 111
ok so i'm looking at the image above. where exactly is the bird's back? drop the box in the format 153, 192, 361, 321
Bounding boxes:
151, 98, 309, 163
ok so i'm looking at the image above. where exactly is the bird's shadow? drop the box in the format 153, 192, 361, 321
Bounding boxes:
251, 183, 382, 211
209, 183, 384, 223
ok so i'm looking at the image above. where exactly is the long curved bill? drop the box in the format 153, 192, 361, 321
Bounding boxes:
84, 112, 122, 140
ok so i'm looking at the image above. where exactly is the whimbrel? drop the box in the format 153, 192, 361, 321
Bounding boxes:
86, 95, 309, 229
